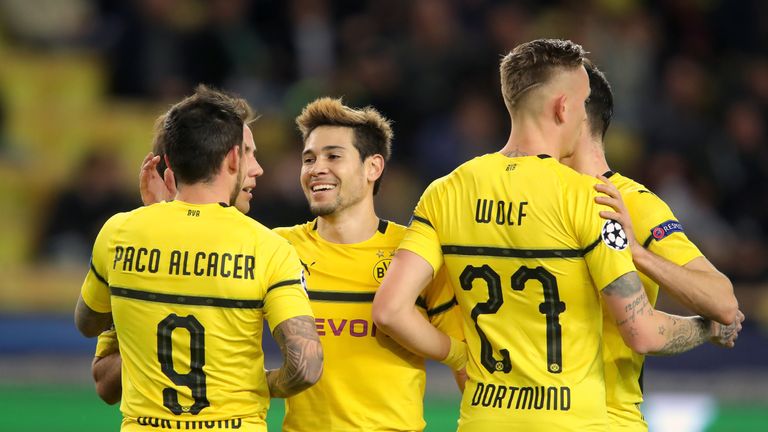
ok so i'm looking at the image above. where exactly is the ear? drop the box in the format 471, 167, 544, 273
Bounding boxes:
365, 154, 385, 184
554, 94, 567, 125
225, 145, 241, 174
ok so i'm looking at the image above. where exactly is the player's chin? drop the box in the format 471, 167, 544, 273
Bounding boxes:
234, 193, 251, 214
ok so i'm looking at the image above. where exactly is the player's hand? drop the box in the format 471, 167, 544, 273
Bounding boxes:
708, 309, 745, 348
139, 152, 175, 205
594, 175, 640, 251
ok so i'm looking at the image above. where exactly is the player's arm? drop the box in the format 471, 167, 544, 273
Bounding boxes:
372, 250, 467, 370
91, 329, 122, 404
601, 272, 743, 355
93, 352, 122, 404
139, 151, 176, 205
595, 177, 738, 325
424, 270, 466, 392
266, 315, 323, 398
74, 296, 112, 338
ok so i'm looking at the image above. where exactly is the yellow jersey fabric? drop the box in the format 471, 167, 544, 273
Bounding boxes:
399, 154, 636, 432
274, 219, 463, 432
80, 200, 313, 432
602, 172, 703, 432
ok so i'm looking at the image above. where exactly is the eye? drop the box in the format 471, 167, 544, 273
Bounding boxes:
328, 154, 340, 160
303, 157, 315, 164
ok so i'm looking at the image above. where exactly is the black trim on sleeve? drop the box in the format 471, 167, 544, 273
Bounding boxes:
411, 215, 434, 229
642, 234, 654, 248
110, 286, 264, 309
602, 170, 616, 178
90, 262, 108, 286
267, 279, 302, 293
581, 237, 602, 256
427, 297, 458, 317
416, 296, 427, 309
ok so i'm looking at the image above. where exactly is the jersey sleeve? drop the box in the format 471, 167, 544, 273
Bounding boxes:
80, 213, 128, 313
398, 180, 445, 275
624, 191, 703, 267
262, 238, 314, 332
422, 266, 464, 341
567, 178, 636, 291
94, 328, 119, 357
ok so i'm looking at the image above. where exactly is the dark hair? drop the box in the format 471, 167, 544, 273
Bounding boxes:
500, 38, 587, 112
296, 97, 393, 195
155, 85, 253, 185
584, 61, 614, 139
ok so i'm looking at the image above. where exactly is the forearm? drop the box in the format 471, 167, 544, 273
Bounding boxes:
646, 312, 709, 356
377, 305, 452, 361
92, 353, 122, 405
267, 316, 323, 398
633, 250, 736, 324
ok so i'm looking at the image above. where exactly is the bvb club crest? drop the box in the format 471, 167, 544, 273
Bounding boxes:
373, 258, 391, 283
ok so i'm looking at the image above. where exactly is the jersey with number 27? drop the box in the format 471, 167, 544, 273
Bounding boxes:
399, 154, 636, 432
80, 201, 313, 432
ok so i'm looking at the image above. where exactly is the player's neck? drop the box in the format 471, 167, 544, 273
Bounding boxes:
316, 197, 380, 244
175, 178, 233, 207
501, 118, 562, 159
566, 137, 610, 177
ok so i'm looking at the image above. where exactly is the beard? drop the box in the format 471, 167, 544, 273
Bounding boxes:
309, 198, 340, 216
229, 167, 244, 207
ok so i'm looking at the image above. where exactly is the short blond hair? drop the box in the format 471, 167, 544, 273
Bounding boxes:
296, 97, 393, 194
500, 39, 586, 113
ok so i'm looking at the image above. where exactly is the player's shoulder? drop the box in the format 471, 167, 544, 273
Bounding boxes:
610, 172, 671, 213
382, 219, 407, 240
272, 220, 314, 243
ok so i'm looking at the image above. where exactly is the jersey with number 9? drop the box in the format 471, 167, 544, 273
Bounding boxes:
80, 201, 313, 431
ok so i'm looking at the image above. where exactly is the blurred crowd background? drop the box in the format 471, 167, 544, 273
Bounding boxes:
2, 0, 768, 318
0, 0, 767, 430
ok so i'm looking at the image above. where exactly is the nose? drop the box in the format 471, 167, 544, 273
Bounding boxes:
251, 159, 264, 178
307, 160, 328, 177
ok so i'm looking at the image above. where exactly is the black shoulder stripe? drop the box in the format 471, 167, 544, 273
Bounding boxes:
110, 286, 264, 309
267, 279, 302, 293
427, 296, 458, 317
90, 261, 108, 286
416, 296, 427, 309
307, 290, 376, 302
581, 237, 602, 256
411, 215, 434, 229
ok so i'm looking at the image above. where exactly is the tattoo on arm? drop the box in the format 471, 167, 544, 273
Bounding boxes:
603, 272, 650, 328
651, 316, 708, 356
266, 315, 323, 398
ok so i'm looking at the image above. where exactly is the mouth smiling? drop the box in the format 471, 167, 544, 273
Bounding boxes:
310, 183, 337, 193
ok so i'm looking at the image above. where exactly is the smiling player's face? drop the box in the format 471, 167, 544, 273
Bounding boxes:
300, 126, 368, 217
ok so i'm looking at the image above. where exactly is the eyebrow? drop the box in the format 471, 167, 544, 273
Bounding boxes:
302, 145, 346, 155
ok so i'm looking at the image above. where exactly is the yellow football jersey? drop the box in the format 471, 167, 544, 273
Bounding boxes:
399, 154, 636, 432
274, 219, 463, 432
80, 201, 313, 432
601, 172, 702, 432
